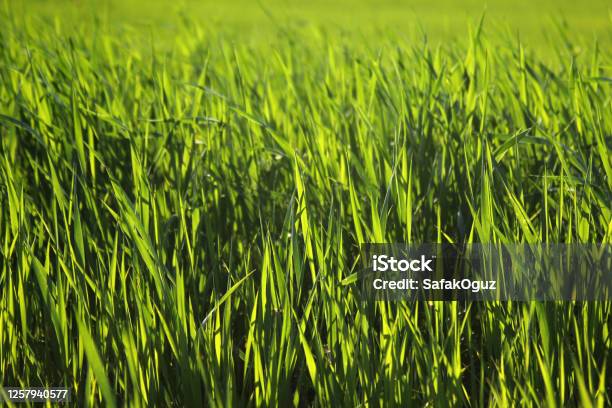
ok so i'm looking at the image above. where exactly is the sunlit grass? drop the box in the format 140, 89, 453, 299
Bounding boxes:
0, 4, 610, 407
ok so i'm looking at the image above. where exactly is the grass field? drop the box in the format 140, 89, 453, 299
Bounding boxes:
1, 0, 611, 406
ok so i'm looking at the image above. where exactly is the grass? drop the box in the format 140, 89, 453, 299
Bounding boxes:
16, 0, 612, 47
0, 1, 611, 406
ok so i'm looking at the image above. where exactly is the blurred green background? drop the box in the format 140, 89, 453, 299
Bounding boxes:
12, 0, 612, 48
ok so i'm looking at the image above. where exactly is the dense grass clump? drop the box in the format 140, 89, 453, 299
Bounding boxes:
0, 9, 610, 407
